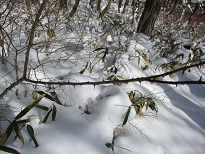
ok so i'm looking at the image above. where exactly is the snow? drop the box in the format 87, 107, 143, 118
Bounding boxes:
0, 1, 205, 154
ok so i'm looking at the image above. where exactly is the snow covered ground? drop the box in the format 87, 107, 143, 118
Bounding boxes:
0, 1, 205, 154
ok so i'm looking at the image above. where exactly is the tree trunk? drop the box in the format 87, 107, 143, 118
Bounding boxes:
122, 0, 129, 14
188, 2, 201, 23
97, 0, 102, 11
118, 0, 123, 12
137, 0, 162, 36
99, 0, 113, 19
69, 0, 80, 18
89, 0, 95, 9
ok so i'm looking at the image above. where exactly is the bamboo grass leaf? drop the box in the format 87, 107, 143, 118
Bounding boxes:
0, 146, 21, 154
13, 120, 24, 145
17, 118, 35, 125
1, 122, 14, 146
142, 56, 152, 70
27, 125, 38, 147
42, 109, 52, 123
52, 105, 57, 121
36, 91, 55, 102
15, 94, 46, 120
122, 106, 131, 126
35, 105, 49, 111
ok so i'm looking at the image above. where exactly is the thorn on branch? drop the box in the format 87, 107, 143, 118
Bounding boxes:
199, 75, 202, 81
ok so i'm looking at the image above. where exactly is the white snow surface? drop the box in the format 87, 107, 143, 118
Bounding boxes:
0, 1, 205, 154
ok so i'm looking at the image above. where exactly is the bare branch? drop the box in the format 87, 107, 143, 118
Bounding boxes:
23, 0, 49, 79
0, 77, 24, 99
24, 61, 205, 86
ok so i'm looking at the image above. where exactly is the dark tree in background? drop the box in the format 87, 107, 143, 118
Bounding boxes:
137, 0, 163, 36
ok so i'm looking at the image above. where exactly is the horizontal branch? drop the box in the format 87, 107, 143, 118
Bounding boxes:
24, 61, 205, 86
25, 77, 205, 86
0, 77, 25, 99
1, 61, 204, 99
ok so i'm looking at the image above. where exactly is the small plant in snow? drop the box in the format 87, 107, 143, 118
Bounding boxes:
0, 91, 58, 153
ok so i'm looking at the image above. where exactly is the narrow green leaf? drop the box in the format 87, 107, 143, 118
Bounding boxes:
27, 125, 38, 147
93, 47, 105, 52
36, 91, 55, 102
15, 94, 46, 120
131, 101, 144, 106
49, 92, 62, 105
122, 106, 131, 126
114, 67, 118, 74
35, 105, 49, 111
52, 105, 57, 121
42, 109, 52, 123
1, 122, 14, 146
102, 54, 106, 63
107, 75, 114, 80
105, 47, 108, 54
13, 120, 24, 145
17, 118, 35, 125
79, 62, 88, 74
0, 146, 21, 154
79, 69, 85, 74
137, 57, 140, 70
142, 56, 152, 70
193, 41, 201, 50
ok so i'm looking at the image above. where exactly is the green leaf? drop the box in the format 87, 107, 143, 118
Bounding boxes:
13, 120, 24, 145
79, 69, 85, 74
0, 146, 21, 154
114, 67, 118, 74
122, 106, 131, 126
52, 105, 57, 121
142, 55, 152, 70
79, 62, 88, 74
35, 105, 49, 111
93, 47, 105, 52
27, 125, 38, 147
142, 65, 148, 71
107, 75, 114, 80
49, 92, 62, 105
15, 94, 46, 120
138, 57, 140, 70
102, 54, 106, 63
17, 118, 35, 125
131, 101, 144, 106
1, 122, 14, 146
36, 91, 55, 102
42, 109, 52, 124
105, 47, 108, 54
193, 42, 201, 50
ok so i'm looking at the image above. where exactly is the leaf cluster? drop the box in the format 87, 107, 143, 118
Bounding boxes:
0, 91, 58, 153
122, 91, 158, 126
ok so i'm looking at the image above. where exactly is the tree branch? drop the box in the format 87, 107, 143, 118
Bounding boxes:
0, 77, 24, 99
23, 0, 48, 79
0, 0, 48, 99
24, 61, 205, 86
